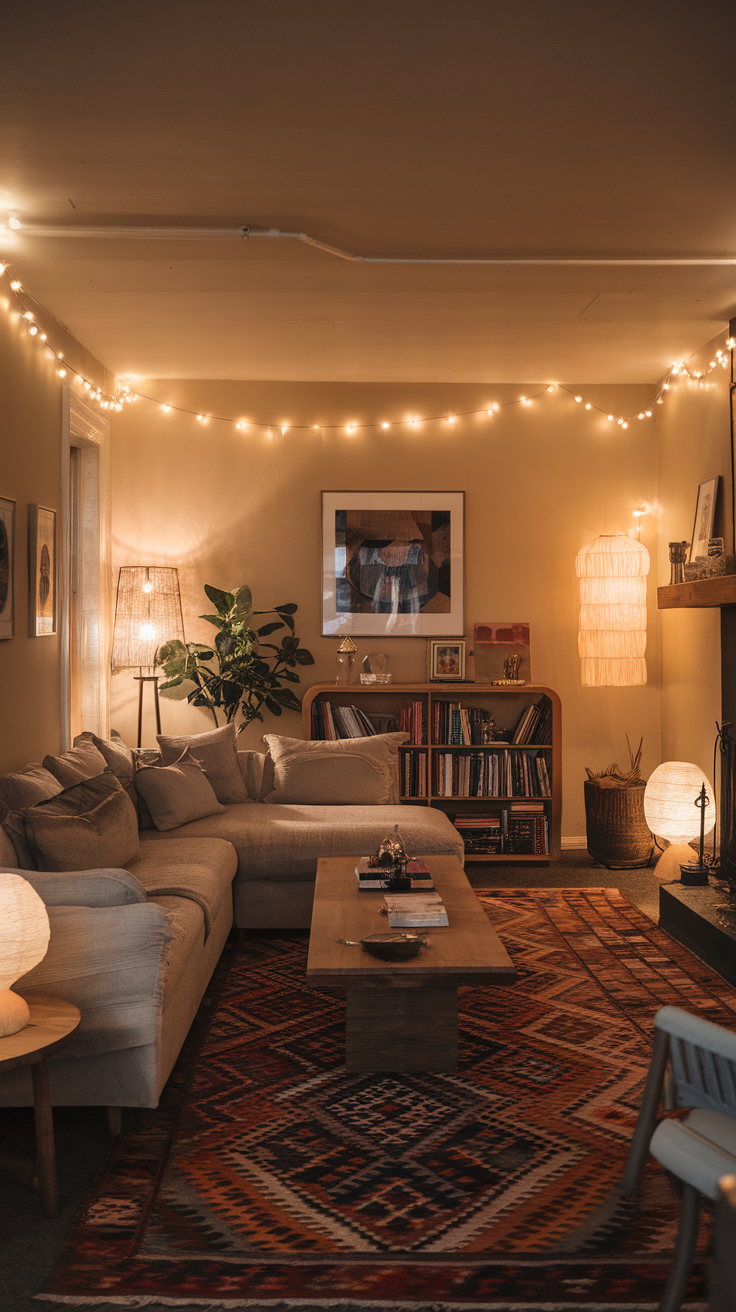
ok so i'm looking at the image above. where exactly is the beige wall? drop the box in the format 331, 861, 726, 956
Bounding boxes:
110, 380, 660, 837
656, 330, 733, 781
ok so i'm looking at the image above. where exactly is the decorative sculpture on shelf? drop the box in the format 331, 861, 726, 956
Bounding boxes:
335, 635, 357, 685
668, 541, 688, 584
368, 825, 411, 889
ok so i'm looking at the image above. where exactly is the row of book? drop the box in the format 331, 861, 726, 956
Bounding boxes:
432, 750, 551, 798
512, 696, 553, 745
433, 702, 495, 746
402, 751, 428, 798
310, 700, 377, 740
453, 804, 549, 855
399, 701, 427, 745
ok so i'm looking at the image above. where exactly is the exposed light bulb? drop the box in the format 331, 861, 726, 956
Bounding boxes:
575, 396, 582, 403
346, 424, 355, 433
447, 415, 456, 424
57, 368, 66, 377
638, 413, 644, 419
40, 333, 46, 341
10, 281, 20, 291
0, 264, 5, 276
196, 414, 204, 422
83, 381, 91, 390
281, 425, 287, 434
22, 311, 33, 320
663, 383, 670, 390
8, 213, 21, 230
585, 403, 591, 410
622, 422, 628, 428
547, 385, 556, 393
161, 404, 171, 412
645, 410, 652, 417
656, 397, 663, 404
139, 622, 155, 640
381, 421, 389, 429
313, 425, 319, 430
142, 581, 153, 593
28, 325, 37, 336
410, 417, 419, 426
617, 418, 623, 425
710, 362, 717, 368
607, 415, 614, 422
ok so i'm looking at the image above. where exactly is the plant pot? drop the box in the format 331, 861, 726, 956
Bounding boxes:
584, 780, 653, 869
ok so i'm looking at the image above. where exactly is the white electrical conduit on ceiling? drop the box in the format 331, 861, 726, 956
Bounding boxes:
10, 224, 736, 265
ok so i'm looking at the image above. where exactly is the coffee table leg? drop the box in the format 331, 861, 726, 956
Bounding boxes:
346, 985, 458, 1073
31, 1059, 58, 1218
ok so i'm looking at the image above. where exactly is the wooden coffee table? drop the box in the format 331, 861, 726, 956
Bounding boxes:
307, 855, 516, 1073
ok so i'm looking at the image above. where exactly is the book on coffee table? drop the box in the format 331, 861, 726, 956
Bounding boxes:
355, 857, 435, 890
383, 892, 449, 928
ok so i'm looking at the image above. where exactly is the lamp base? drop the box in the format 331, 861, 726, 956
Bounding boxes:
654, 842, 698, 882
0, 988, 31, 1037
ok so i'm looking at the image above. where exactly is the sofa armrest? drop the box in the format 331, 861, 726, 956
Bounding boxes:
15, 902, 173, 1058
0, 866, 147, 907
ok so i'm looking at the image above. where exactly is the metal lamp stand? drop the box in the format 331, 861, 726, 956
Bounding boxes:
133, 670, 161, 749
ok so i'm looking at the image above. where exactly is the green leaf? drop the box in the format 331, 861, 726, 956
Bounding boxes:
295, 649, 315, 665
215, 632, 235, 656
275, 603, 298, 614
282, 669, 300, 682
265, 697, 283, 716
204, 584, 235, 615
257, 621, 284, 637
231, 585, 253, 619
199, 613, 226, 630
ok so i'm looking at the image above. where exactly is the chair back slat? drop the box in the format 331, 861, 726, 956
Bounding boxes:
670, 1036, 736, 1116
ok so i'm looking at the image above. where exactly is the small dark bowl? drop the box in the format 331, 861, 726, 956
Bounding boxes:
360, 932, 428, 961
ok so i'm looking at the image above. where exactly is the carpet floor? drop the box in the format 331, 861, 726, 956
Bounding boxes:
33, 886, 736, 1310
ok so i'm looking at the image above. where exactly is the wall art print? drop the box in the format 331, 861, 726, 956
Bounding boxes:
0, 497, 15, 639
28, 504, 56, 637
322, 491, 464, 637
688, 475, 720, 564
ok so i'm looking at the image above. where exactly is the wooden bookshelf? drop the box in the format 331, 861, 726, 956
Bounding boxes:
302, 682, 562, 864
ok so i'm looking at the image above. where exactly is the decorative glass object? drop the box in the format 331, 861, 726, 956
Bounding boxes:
0, 873, 50, 1037
335, 635, 357, 685
359, 652, 392, 684
576, 535, 650, 687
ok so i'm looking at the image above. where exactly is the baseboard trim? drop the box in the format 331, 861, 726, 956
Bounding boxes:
561, 837, 588, 850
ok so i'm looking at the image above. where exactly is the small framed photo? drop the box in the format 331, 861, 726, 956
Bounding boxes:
428, 639, 466, 681
0, 496, 15, 640
689, 475, 720, 563
28, 505, 57, 637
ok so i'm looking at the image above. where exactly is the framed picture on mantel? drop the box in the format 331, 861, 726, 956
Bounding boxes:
322, 491, 465, 637
689, 476, 720, 564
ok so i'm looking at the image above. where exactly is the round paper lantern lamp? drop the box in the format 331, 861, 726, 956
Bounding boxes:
644, 761, 715, 881
576, 535, 650, 686
0, 873, 50, 1037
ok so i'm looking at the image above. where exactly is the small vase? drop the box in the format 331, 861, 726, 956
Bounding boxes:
335, 636, 357, 685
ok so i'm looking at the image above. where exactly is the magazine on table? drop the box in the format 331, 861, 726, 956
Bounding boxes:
383, 892, 449, 928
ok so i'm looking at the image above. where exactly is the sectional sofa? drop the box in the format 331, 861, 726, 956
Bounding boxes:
0, 724, 464, 1110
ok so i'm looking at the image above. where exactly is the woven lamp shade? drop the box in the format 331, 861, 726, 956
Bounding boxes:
576, 535, 650, 686
644, 761, 715, 844
0, 873, 50, 1037
111, 567, 185, 670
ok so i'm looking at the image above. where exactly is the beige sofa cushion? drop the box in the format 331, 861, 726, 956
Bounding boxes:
134, 748, 225, 831
157, 722, 248, 805
7, 771, 140, 872
43, 739, 108, 788
0, 763, 63, 823
6, 868, 148, 907
140, 802, 464, 881
127, 836, 237, 941
261, 733, 408, 805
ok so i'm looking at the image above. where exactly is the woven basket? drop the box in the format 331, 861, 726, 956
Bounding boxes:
584, 780, 653, 869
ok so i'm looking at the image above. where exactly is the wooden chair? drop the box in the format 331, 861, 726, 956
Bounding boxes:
621, 1006, 736, 1312
710, 1174, 736, 1312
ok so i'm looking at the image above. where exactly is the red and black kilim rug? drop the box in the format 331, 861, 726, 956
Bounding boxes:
40, 889, 736, 1309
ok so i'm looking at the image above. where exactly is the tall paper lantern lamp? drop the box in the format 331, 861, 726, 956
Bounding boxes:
0, 873, 50, 1037
644, 761, 715, 881
576, 535, 650, 686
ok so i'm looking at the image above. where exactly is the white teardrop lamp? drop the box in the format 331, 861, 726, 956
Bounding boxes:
0, 873, 50, 1037
576, 534, 650, 686
644, 761, 715, 881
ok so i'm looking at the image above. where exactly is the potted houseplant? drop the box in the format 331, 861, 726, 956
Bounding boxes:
158, 584, 314, 731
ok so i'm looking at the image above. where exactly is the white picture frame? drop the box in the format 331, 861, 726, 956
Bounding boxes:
428, 639, 466, 681
322, 491, 464, 637
689, 475, 720, 563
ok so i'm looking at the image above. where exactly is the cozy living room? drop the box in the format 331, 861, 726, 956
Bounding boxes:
1, 4, 736, 1310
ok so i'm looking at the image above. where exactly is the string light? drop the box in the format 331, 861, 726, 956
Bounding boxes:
0, 258, 730, 437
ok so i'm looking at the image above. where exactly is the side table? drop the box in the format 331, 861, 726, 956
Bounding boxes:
0, 995, 80, 1217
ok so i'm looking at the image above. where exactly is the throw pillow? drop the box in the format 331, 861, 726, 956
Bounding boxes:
0, 763, 63, 823
43, 739, 108, 789
236, 750, 272, 802
6, 770, 140, 872
75, 729, 139, 813
157, 722, 248, 805
134, 748, 226, 831
261, 732, 408, 806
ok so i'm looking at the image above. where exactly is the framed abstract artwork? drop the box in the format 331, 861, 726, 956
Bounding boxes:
688, 475, 720, 563
427, 639, 466, 681
0, 496, 15, 639
28, 504, 57, 637
322, 491, 464, 637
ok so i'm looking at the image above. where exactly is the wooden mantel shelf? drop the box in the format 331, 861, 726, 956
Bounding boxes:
658, 575, 736, 609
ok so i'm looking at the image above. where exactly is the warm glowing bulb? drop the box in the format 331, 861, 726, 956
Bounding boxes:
645, 410, 652, 417
40, 333, 46, 341
622, 422, 628, 428
381, 422, 389, 429
346, 424, 355, 433
10, 281, 20, 291
142, 581, 153, 593
83, 381, 91, 390
139, 622, 155, 640
607, 415, 614, 422
162, 404, 171, 412
57, 368, 66, 377
447, 415, 456, 424
196, 414, 204, 422
313, 425, 319, 430
281, 425, 288, 434
638, 412, 644, 419
617, 418, 623, 425
585, 403, 591, 410
547, 385, 556, 392
0, 264, 5, 276
694, 371, 702, 378
236, 421, 247, 430
728, 338, 736, 349
23, 311, 33, 320
7, 213, 20, 230
575, 396, 582, 403
28, 325, 37, 336
710, 362, 716, 369
410, 418, 419, 426
663, 383, 670, 390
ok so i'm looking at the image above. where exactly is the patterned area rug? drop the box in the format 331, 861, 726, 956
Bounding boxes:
41, 888, 736, 1309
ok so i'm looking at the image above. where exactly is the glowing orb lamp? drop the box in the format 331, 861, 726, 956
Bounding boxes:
644, 761, 715, 881
0, 873, 50, 1037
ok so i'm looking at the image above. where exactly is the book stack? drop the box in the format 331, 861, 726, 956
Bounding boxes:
452, 814, 503, 855
383, 892, 449, 927
355, 858, 434, 889
433, 702, 496, 745
512, 695, 553, 745
402, 751, 427, 797
433, 750, 551, 798
399, 700, 427, 744
310, 701, 378, 739
505, 802, 549, 854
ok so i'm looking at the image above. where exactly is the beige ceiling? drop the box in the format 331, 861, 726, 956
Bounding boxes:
1, 1, 735, 383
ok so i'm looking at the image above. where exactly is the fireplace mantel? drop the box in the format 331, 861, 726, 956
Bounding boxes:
657, 576, 736, 609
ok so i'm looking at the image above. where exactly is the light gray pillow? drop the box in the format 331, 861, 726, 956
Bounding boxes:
261, 732, 408, 805
7, 770, 140, 872
0, 763, 63, 823
43, 739, 108, 788
134, 748, 226, 831
157, 722, 248, 805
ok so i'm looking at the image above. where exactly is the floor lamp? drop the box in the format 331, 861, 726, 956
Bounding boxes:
111, 566, 185, 748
